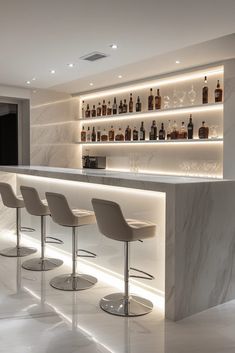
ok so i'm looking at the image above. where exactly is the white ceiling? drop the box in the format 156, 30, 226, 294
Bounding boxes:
0, 0, 235, 94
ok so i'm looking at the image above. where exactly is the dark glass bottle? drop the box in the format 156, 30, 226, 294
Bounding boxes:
159, 123, 166, 140
91, 126, 96, 142
129, 93, 133, 113
102, 100, 107, 116
119, 100, 123, 114
107, 101, 112, 115
91, 105, 96, 117
97, 102, 102, 116
85, 104, 90, 118
113, 97, 117, 115
97, 127, 101, 142
139, 121, 145, 140
108, 126, 115, 141
115, 128, 124, 141
198, 121, 209, 139
202, 76, 208, 104
123, 99, 128, 114
125, 125, 132, 141
81, 126, 86, 142
136, 96, 142, 112
82, 100, 85, 118
86, 127, 91, 142
133, 126, 139, 140
149, 120, 157, 140
215, 80, 223, 102
155, 89, 161, 110
187, 114, 194, 139
148, 88, 154, 110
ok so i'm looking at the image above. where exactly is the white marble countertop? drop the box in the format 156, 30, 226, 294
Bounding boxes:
0, 165, 228, 193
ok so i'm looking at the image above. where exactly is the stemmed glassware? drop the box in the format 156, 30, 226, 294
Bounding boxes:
188, 85, 197, 105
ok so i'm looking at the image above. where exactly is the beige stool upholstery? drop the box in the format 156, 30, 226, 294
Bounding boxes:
46, 192, 97, 291
0, 182, 37, 257
20, 186, 63, 271
92, 198, 156, 317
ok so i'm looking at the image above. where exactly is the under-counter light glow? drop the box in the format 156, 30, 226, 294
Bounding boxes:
110, 43, 118, 49
26, 81, 31, 85
79, 66, 223, 100
89, 82, 94, 86
79, 103, 223, 124
50, 69, 56, 74
118, 75, 123, 79
175, 60, 180, 64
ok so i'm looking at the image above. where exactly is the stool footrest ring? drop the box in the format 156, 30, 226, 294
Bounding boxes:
21, 226, 36, 232
76, 248, 97, 258
45, 236, 64, 245
130, 267, 154, 280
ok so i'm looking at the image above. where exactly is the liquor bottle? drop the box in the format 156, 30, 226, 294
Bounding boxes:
123, 99, 128, 114
97, 102, 102, 116
115, 127, 124, 141
133, 126, 139, 140
171, 121, 179, 140
202, 76, 208, 104
139, 121, 145, 140
187, 114, 194, 139
125, 125, 132, 141
178, 122, 187, 139
102, 100, 107, 116
108, 126, 115, 141
87, 127, 91, 142
149, 120, 157, 140
136, 96, 142, 112
82, 100, 85, 118
107, 101, 112, 115
129, 93, 133, 113
91, 105, 96, 117
101, 129, 108, 141
113, 97, 117, 115
166, 120, 172, 140
198, 121, 209, 139
81, 126, 86, 142
148, 88, 154, 110
155, 89, 161, 110
119, 100, 123, 114
85, 104, 90, 118
97, 126, 101, 142
159, 123, 166, 140
91, 126, 96, 142
214, 80, 223, 102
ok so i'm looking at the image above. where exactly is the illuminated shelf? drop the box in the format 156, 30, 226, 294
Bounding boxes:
75, 138, 223, 146
79, 103, 223, 124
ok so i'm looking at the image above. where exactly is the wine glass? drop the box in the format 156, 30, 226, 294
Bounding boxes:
173, 90, 178, 107
177, 91, 186, 107
188, 85, 197, 105
163, 96, 170, 109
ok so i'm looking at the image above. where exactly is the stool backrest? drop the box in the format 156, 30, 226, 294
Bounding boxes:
0, 182, 22, 208
92, 198, 131, 241
20, 186, 49, 216
46, 192, 76, 227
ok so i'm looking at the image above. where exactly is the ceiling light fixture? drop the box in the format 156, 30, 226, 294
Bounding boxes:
118, 75, 122, 79
175, 60, 180, 64
67, 63, 74, 68
89, 82, 94, 86
50, 69, 56, 74
26, 81, 31, 85
110, 43, 118, 49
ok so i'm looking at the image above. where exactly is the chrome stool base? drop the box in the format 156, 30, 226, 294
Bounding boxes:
0, 246, 37, 258
22, 257, 63, 271
100, 292, 153, 317
50, 273, 97, 291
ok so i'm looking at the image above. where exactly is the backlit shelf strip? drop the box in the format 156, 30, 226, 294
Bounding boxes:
79, 103, 223, 124
75, 138, 223, 146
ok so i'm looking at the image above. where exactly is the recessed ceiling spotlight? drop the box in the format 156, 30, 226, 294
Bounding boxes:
118, 75, 122, 79
175, 60, 180, 64
50, 69, 56, 74
32, 77, 36, 81
89, 82, 94, 86
32, 90, 37, 93
67, 63, 74, 68
26, 80, 31, 85
110, 44, 118, 49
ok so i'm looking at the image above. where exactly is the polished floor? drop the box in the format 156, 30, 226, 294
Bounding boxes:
0, 234, 235, 353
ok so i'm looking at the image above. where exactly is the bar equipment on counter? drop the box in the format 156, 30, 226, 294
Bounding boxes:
82, 155, 106, 169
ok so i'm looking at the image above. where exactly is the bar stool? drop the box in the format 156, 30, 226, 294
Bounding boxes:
92, 198, 156, 317
20, 186, 63, 271
0, 182, 37, 257
46, 192, 97, 291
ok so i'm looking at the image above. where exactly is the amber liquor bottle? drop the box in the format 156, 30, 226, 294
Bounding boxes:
129, 93, 133, 113
198, 121, 209, 139
81, 126, 86, 142
102, 100, 107, 116
85, 104, 90, 118
125, 125, 132, 141
108, 126, 115, 141
133, 126, 139, 140
214, 80, 223, 102
113, 97, 117, 115
119, 100, 123, 114
91, 126, 96, 142
87, 127, 91, 142
187, 114, 194, 139
82, 100, 85, 118
97, 102, 102, 116
139, 121, 145, 140
97, 127, 101, 142
178, 122, 187, 139
159, 123, 165, 140
123, 99, 128, 114
107, 101, 112, 115
136, 96, 142, 112
91, 105, 96, 117
149, 120, 157, 140
202, 76, 208, 104
115, 128, 124, 141
155, 89, 161, 110
148, 88, 154, 110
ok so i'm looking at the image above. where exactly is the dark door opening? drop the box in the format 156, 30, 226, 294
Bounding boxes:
0, 103, 18, 165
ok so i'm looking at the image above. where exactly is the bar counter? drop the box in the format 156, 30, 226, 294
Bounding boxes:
0, 165, 235, 321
